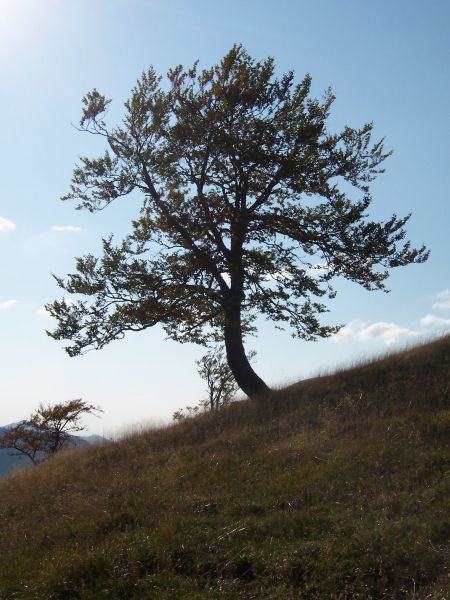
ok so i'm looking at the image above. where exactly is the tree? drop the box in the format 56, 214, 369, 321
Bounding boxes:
47, 45, 428, 399
0, 423, 44, 465
0, 399, 102, 465
197, 345, 244, 412
173, 345, 256, 419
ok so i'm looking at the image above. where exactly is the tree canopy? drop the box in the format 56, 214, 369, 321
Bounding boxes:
47, 45, 428, 398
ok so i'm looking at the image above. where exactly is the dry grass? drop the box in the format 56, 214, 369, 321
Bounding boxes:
0, 334, 449, 599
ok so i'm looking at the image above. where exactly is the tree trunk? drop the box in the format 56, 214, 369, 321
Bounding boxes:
224, 302, 270, 399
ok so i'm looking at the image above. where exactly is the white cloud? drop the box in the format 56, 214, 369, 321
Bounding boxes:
0, 299, 17, 310
420, 314, 450, 328
433, 300, 450, 310
432, 289, 450, 310
0, 216, 16, 232
36, 299, 73, 318
333, 319, 419, 346
51, 225, 83, 233
332, 289, 450, 348
36, 306, 52, 318
264, 270, 294, 282
308, 263, 330, 274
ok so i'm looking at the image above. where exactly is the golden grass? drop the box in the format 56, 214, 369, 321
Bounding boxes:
0, 334, 449, 599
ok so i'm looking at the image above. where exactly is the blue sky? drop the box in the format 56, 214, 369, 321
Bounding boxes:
0, 0, 449, 435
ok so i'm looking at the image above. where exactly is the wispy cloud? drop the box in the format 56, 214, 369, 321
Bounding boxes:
334, 287, 450, 347
437, 289, 450, 298
420, 314, 450, 328
0, 299, 17, 310
0, 216, 16, 232
51, 225, 83, 233
36, 299, 73, 318
434, 301, 450, 310
432, 289, 450, 310
333, 319, 419, 346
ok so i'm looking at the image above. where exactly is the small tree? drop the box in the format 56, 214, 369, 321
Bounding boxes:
47, 45, 428, 399
0, 399, 102, 465
197, 345, 240, 412
173, 346, 255, 420
0, 423, 44, 465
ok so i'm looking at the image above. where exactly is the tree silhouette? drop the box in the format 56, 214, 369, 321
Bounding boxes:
47, 45, 428, 398
196, 345, 243, 412
0, 400, 101, 464
173, 346, 255, 420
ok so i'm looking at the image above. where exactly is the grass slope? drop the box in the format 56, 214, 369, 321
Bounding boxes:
0, 336, 449, 599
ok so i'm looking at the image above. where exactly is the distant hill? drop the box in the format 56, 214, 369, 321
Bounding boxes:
0, 424, 33, 477
0, 335, 449, 599
0, 426, 107, 477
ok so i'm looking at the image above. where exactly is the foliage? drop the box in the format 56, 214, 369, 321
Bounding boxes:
47, 45, 428, 397
196, 346, 255, 411
0, 399, 102, 464
174, 346, 256, 420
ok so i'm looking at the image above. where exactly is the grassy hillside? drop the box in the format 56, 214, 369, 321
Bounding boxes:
0, 432, 108, 478
0, 335, 449, 599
